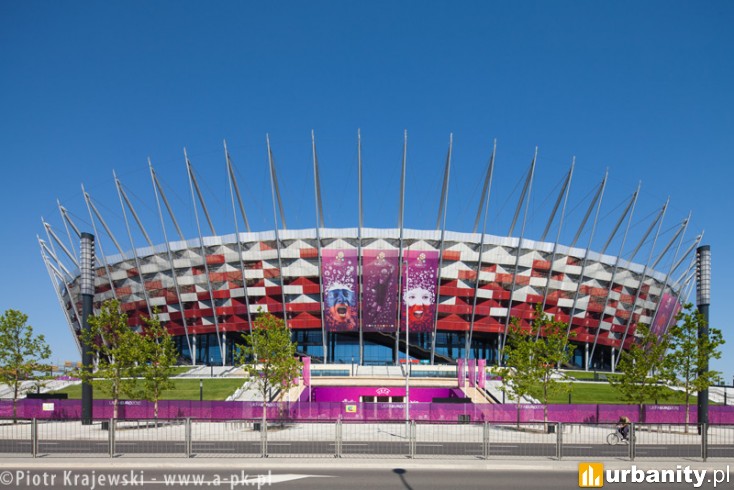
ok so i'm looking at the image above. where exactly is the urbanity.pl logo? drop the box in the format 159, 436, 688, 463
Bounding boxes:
579, 463, 604, 488
578, 462, 731, 488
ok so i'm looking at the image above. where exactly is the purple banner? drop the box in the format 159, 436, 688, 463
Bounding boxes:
468, 359, 476, 387
477, 359, 486, 389
362, 250, 400, 332
303, 357, 311, 387
650, 293, 682, 339
457, 358, 465, 387
400, 250, 439, 333
322, 249, 359, 332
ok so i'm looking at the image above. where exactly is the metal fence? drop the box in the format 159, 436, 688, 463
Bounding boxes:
0, 418, 730, 461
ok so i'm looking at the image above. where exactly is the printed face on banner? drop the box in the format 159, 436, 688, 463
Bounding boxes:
401, 251, 438, 333
363, 250, 400, 332
322, 250, 358, 332
404, 287, 433, 323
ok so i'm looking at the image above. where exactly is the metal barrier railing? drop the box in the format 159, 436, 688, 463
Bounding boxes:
631, 423, 703, 461
265, 420, 336, 458
0, 419, 32, 457
707, 424, 734, 461
414, 421, 482, 459
111, 418, 186, 456
486, 422, 557, 459
341, 421, 410, 459
0, 418, 731, 461
189, 419, 262, 458
36, 419, 109, 458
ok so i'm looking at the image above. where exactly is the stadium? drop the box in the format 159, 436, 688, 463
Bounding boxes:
38, 137, 699, 372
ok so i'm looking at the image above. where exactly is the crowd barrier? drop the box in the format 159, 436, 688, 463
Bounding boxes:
0, 418, 731, 461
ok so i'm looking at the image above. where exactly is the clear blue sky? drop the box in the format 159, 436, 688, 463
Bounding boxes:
1, 1, 732, 378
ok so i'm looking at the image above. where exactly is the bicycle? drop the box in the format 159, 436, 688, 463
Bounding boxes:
606, 429, 629, 445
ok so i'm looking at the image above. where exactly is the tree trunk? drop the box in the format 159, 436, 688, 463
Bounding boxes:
13, 380, 19, 423
263, 385, 268, 422
516, 400, 521, 429
543, 380, 549, 428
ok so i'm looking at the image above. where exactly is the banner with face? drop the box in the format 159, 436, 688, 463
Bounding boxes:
362, 249, 400, 333
400, 250, 439, 333
322, 249, 359, 332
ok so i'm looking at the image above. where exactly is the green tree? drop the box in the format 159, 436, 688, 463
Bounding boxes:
139, 309, 178, 419
498, 318, 537, 423
667, 303, 725, 431
0, 309, 52, 420
79, 299, 145, 419
610, 323, 672, 408
499, 305, 575, 425
235, 312, 301, 428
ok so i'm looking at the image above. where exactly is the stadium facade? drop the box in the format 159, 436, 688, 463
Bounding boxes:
39, 137, 700, 371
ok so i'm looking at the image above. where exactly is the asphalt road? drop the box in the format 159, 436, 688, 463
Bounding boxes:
1, 467, 730, 489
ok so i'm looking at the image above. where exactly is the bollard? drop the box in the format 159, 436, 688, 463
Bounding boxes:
260, 422, 268, 458
409, 420, 416, 459
185, 418, 192, 458
109, 419, 115, 458
556, 422, 563, 460
701, 423, 708, 462
31, 418, 37, 458
335, 419, 343, 458
483, 422, 490, 460
629, 423, 636, 461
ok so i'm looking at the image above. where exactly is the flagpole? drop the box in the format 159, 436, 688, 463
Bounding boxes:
405, 255, 410, 422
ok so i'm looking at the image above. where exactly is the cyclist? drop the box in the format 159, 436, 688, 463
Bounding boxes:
617, 416, 631, 442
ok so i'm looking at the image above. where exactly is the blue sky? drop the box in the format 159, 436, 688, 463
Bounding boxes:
1, 1, 732, 378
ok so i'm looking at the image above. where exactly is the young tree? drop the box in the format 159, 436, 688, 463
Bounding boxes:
499, 305, 575, 425
667, 303, 725, 431
610, 323, 672, 409
0, 309, 52, 420
139, 310, 178, 420
498, 317, 537, 424
79, 299, 145, 419
235, 311, 301, 429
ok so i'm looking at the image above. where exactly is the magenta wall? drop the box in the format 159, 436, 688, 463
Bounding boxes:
2, 399, 733, 424
309, 386, 463, 403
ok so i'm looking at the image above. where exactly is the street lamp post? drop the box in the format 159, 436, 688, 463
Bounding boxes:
199, 379, 203, 401
80, 233, 95, 426
696, 245, 711, 429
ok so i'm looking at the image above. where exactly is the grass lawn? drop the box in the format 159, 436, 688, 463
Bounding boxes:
50, 378, 244, 401
531, 382, 698, 405
74, 366, 199, 379
169, 366, 197, 376
562, 370, 623, 382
